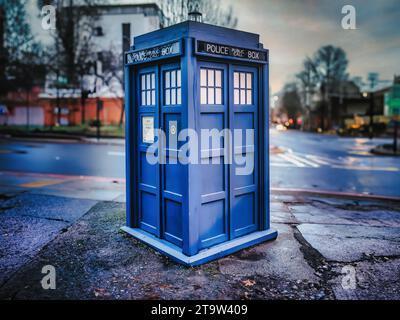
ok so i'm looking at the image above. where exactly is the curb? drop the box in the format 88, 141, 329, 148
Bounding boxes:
271, 187, 400, 203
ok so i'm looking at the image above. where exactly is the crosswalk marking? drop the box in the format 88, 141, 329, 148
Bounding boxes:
277, 153, 306, 167
287, 153, 320, 167
108, 151, 125, 157
305, 155, 330, 165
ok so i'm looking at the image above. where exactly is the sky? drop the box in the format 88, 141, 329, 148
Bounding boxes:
28, 0, 400, 94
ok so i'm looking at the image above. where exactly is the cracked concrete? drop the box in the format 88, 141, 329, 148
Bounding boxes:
0, 192, 399, 299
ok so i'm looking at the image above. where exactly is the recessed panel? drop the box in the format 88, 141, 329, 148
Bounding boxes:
232, 193, 255, 233
140, 191, 158, 233
201, 160, 224, 195
164, 199, 182, 246
199, 200, 226, 247
140, 152, 156, 186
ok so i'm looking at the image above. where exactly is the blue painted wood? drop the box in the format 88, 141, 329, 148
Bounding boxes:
136, 65, 161, 237
133, 21, 260, 51
121, 226, 277, 266
263, 62, 270, 230
182, 37, 201, 256
125, 39, 183, 66
160, 62, 184, 248
196, 61, 229, 249
124, 65, 133, 227
124, 21, 277, 265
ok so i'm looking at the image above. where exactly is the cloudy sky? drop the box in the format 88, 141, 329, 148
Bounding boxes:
224, 0, 400, 93
29, 0, 400, 93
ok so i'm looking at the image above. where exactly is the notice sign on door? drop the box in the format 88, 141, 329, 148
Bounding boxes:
142, 116, 154, 144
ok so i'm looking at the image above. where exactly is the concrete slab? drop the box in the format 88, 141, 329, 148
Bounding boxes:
2, 193, 97, 222
0, 215, 68, 287
297, 223, 400, 262
219, 223, 318, 282
0, 193, 97, 287
330, 259, 400, 300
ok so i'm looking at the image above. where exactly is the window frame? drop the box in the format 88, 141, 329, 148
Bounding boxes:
200, 67, 224, 106
140, 72, 156, 106
233, 71, 253, 106
164, 69, 182, 106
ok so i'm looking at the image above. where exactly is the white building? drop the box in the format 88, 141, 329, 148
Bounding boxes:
41, 3, 163, 100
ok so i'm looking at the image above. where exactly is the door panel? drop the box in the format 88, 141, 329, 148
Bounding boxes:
160, 64, 184, 247
137, 66, 160, 236
229, 66, 259, 238
198, 62, 229, 249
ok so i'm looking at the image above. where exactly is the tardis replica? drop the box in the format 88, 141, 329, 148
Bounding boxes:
122, 19, 277, 266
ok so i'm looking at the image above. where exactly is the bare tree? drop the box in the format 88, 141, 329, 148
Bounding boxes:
0, 0, 44, 128
38, 0, 105, 125
158, 0, 237, 28
297, 45, 349, 130
279, 83, 303, 124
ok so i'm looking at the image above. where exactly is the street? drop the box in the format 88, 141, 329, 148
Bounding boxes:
0, 131, 399, 300
1, 130, 399, 198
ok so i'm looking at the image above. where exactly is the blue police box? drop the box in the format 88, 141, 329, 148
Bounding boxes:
122, 20, 277, 266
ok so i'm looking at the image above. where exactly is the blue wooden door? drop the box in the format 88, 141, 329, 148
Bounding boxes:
198, 61, 229, 249
229, 65, 259, 238
160, 63, 184, 247
137, 66, 161, 236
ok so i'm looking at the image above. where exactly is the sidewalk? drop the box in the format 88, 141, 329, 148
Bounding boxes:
0, 191, 399, 300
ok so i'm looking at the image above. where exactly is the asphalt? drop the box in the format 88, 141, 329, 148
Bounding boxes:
0, 191, 399, 300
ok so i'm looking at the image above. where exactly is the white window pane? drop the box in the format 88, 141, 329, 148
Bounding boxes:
234, 89, 239, 105
165, 89, 170, 105
201, 87, 207, 104
246, 73, 252, 89
215, 88, 222, 105
208, 69, 214, 87
165, 71, 170, 88
200, 69, 207, 87
145, 74, 150, 90
171, 70, 176, 87
151, 73, 155, 89
208, 88, 215, 104
152, 90, 156, 105
142, 92, 146, 105
215, 70, 222, 87
177, 88, 181, 104
240, 89, 246, 105
246, 89, 252, 105
147, 91, 151, 105
234, 72, 239, 88
177, 70, 181, 87
240, 73, 245, 89
141, 75, 146, 90
171, 88, 176, 105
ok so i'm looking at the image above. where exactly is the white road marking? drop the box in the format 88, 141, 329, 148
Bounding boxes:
270, 162, 297, 167
108, 151, 125, 157
277, 153, 306, 167
305, 155, 330, 165
287, 153, 320, 168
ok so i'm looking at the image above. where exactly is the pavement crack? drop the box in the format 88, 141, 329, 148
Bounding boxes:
292, 225, 337, 299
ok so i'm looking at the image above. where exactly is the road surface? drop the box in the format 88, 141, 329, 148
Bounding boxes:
0, 129, 399, 198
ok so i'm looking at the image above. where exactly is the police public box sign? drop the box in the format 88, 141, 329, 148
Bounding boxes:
125, 41, 181, 65
196, 40, 268, 63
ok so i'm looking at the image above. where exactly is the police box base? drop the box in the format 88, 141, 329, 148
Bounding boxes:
121, 226, 278, 266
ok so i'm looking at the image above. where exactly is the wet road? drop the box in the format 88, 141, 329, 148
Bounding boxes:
270, 129, 400, 197
0, 130, 399, 197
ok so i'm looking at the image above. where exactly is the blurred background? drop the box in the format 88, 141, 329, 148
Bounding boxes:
0, 0, 399, 198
